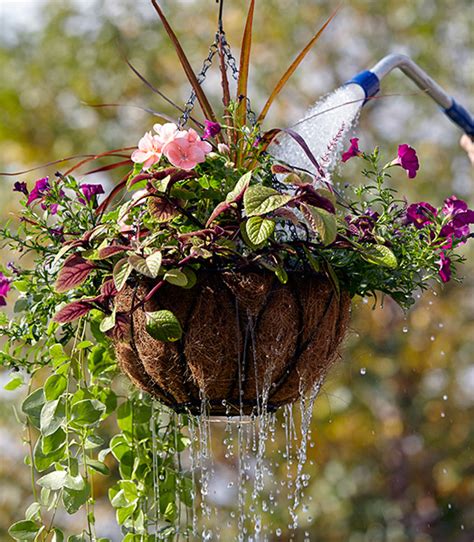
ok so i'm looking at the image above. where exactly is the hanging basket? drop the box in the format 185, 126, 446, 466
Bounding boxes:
113, 270, 351, 416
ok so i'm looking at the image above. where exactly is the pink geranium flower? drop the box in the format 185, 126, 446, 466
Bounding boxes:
131, 132, 163, 169
341, 138, 362, 162
184, 128, 212, 153
154, 122, 186, 146
164, 137, 208, 170
392, 144, 419, 179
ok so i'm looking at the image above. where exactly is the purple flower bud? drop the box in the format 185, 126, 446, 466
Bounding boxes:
13, 181, 28, 195
79, 183, 105, 205
203, 120, 221, 139
341, 138, 362, 162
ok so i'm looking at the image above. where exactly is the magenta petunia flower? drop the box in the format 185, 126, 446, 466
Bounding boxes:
405, 202, 437, 229
437, 251, 451, 283
341, 138, 362, 162
392, 144, 419, 179
79, 183, 105, 205
26, 177, 50, 206
13, 181, 28, 195
203, 120, 221, 139
440, 195, 474, 239
0, 272, 11, 306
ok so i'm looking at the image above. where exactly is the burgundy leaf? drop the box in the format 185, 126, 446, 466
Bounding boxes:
105, 312, 131, 341
101, 279, 118, 298
54, 254, 95, 293
149, 196, 179, 223
97, 245, 130, 259
206, 201, 231, 227
54, 300, 93, 324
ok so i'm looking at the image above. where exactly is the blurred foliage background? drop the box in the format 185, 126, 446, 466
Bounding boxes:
0, 0, 473, 540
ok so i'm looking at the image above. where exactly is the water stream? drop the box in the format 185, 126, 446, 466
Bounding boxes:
269, 83, 366, 177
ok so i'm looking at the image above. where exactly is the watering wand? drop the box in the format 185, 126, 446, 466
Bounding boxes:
346, 54, 474, 138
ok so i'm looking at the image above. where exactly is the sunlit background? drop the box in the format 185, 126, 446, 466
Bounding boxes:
0, 0, 473, 540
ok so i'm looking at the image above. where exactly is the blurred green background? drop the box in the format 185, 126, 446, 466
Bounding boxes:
0, 0, 473, 540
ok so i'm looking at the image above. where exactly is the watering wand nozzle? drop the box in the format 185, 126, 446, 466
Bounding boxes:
346, 54, 474, 138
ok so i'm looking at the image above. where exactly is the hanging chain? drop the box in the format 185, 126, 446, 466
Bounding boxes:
178, 39, 219, 127
179, 0, 257, 128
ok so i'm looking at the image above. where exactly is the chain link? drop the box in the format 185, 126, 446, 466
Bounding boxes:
178, 16, 258, 128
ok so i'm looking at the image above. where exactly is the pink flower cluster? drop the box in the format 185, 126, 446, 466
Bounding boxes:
131, 123, 212, 171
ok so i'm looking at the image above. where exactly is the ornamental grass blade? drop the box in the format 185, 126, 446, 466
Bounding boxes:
257, 6, 340, 124
150, 0, 217, 123
236, 0, 256, 127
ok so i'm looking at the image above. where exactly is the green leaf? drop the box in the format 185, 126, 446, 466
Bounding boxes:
63, 483, 90, 515
4, 375, 23, 391
226, 171, 252, 202
117, 503, 137, 525
24, 502, 41, 521
275, 266, 288, 284
243, 185, 293, 217
42, 428, 66, 455
245, 216, 275, 245
71, 399, 105, 426
86, 459, 110, 476
44, 374, 67, 401
181, 267, 197, 289
128, 251, 162, 279
49, 344, 69, 366
360, 244, 398, 269
40, 399, 65, 437
8, 520, 40, 541
99, 310, 116, 333
301, 204, 337, 246
34, 439, 66, 472
164, 268, 188, 287
145, 310, 183, 342
51, 528, 65, 542
22, 388, 45, 429
113, 258, 133, 292
37, 470, 68, 490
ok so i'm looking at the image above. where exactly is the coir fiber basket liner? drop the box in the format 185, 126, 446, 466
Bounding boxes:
114, 270, 351, 416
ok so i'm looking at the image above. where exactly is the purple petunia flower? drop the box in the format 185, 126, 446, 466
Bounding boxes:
392, 144, 419, 179
13, 181, 28, 195
0, 272, 11, 306
440, 195, 474, 240
405, 202, 437, 229
345, 209, 379, 241
203, 120, 221, 139
79, 183, 105, 205
437, 251, 451, 283
341, 138, 362, 162
26, 177, 50, 206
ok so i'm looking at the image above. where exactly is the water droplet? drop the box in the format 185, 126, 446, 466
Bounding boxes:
438, 322, 444, 328
360, 367, 367, 375
430, 335, 435, 342
402, 326, 408, 333
443, 394, 448, 401
441, 412, 446, 418
276, 528, 282, 536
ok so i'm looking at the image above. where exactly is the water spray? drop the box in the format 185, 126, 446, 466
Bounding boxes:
347, 53, 474, 137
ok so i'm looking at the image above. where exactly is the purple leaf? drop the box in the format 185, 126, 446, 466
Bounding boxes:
54, 300, 93, 323
97, 245, 130, 259
54, 254, 95, 293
